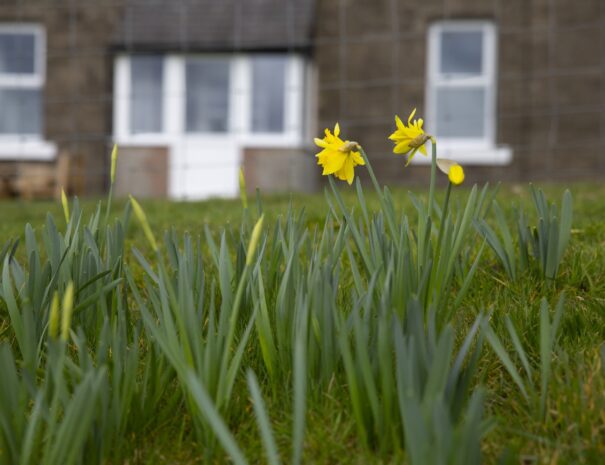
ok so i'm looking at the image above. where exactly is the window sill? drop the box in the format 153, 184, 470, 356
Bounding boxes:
415, 143, 512, 165
115, 133, 304, 149
114, 135, 171, 147
0, 139, 57, 161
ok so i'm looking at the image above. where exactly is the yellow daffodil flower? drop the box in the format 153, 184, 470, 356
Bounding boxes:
389, 108, 431, 165
314, 123, 365, 185
436, 158, 465, 185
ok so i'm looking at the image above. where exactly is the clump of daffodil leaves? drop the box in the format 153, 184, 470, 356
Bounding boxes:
309, 109, 497, 460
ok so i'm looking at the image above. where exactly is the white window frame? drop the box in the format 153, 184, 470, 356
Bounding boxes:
0, 24, 46, 87
114, 53, 305, 148
0, 23, 56, 160
242, 54, 304, 146
127, 54, 167, 137
113, 55, 171, 145
425, 21, 511, 164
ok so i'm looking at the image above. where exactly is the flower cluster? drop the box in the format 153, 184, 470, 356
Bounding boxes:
314, 109, 465, 186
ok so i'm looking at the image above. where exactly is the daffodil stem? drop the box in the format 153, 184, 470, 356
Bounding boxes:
104, 182, 114, 227
428, 138, 437, 217
435, 181, 452, 261
328, 175, 374, 273
359, 147, 382, 198
358, 147, 398, 240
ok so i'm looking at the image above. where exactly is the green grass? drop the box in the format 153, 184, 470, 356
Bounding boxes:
1, 182, 604, 464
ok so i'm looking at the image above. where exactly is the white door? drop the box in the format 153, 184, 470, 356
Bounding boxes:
170, 56, 240, 200
114, 54, 306, 200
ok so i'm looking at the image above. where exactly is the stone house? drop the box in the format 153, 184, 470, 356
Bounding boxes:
0, 0, 603, 199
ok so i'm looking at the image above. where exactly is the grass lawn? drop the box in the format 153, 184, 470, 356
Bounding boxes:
1, 181, 604, 464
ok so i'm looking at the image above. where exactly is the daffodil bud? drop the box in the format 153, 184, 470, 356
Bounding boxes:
48, 292, 60, 339
60, 282, 75, 342
239, 168, 248, 210
130, 195, 158, 251
448, 164, 465, 185
110, 144, 118, 184
246, 214, 264, 266
61, 188, 70, 224
436, 158, 465, 186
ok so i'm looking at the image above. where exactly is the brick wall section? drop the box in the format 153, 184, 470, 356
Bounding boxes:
314, 0, 605, 187
0, 2, 123, 195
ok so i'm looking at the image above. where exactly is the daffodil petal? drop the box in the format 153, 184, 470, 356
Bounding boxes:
351, 151, 365, 165
314, 137, 328, 148
395, 115, 405, 131
334, 122, 340, 137
405, 147, 419, 166
394, 141, 411, 154
388, 130, 400, 141
322, 150, 347, 175
342, 157, 355, 185
407, 108, 417, 125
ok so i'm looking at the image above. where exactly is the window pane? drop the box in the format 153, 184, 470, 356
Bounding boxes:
440, 31, 483, 75
186, 58, 230, 133
130, 56, 163, 134
436, 87, 485, 138
0, 88, 42, 135
0, 32, 36, 74
251, 56, 286, 133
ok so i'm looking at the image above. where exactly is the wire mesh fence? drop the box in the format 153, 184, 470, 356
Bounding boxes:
0, 0, 603, 199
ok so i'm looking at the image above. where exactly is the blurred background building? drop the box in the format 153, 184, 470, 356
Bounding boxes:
0, 0, 603, 200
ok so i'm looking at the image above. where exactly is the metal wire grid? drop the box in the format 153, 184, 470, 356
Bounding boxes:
0, 0, 602, 191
